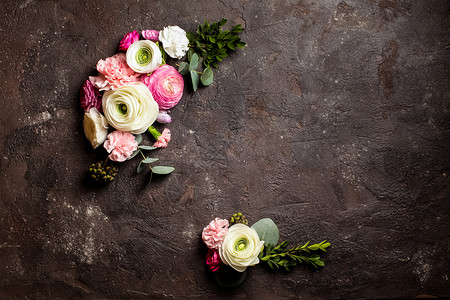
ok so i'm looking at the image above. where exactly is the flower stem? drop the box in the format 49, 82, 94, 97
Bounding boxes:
103, 157, 109, 168
139, 150, 153, 172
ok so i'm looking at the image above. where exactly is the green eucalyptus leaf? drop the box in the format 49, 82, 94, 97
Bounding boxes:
214, 266, 246, 288
252, 218, 279, 246
189, 53, 199, 71
137, 161, 147, 174
188, 49, 194, 61
200, 67, 213, 86
128, 149, 140, 160
178, 62, 189, 75
141, 157, 158, 164
152, 166, 175, 175
190, 70, 199, 92
134, 134, 143, 145
138, 145, 157, 151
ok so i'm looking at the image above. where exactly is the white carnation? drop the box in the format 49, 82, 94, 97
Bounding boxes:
159, 26, 189, 59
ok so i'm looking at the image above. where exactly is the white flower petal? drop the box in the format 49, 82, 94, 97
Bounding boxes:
83, 108, 108, 148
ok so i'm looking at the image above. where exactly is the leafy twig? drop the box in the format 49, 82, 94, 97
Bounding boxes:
259, 240, 331, 271
186, 18, 245, 68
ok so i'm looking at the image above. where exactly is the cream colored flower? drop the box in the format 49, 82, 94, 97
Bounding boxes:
159, 26, 189, 59
102, 84, 159, 134
219, 223, 265, 272
83, 107, 108, 148
126, 40, 162, 73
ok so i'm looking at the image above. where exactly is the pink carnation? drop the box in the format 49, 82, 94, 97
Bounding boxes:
103, 131, 138, 162
119, 30, 140, 51
80, 80, 102, 112
202, 218, 229, 249
152, 128, 171, 148
90, 53, 141, 91
141, 65, 184, 110
142, 30, 160, 42
206, 249, 221, 272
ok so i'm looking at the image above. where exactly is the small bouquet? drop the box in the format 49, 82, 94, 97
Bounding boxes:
202, 213, 331, 287
80, 19, 245, 184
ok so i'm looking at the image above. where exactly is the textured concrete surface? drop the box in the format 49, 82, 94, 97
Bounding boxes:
1, 0, 449, 298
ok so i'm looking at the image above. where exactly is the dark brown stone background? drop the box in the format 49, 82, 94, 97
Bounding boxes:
1, 0, 449, 298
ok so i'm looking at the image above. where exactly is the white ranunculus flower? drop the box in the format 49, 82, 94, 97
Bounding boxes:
159, 26, 189, 59
83, 107, 108, 149
219, 223, 265, 272
126, 40, 162, 73
102, 84, 159, 134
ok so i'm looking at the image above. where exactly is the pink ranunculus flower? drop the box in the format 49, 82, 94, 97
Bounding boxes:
80, 80, 102, 112
119, 30, 140, 51
89, 53, 141, 91
103, 131, 138, 162
152, 128, 171, 148
142, 30, 160, 42
141, 65, 184, 110
202, 218, 229, 249
206, 249, 221, 272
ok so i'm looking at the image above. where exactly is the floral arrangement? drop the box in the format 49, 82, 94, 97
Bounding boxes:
80, 19, 245, 184
202, 213, 331, 287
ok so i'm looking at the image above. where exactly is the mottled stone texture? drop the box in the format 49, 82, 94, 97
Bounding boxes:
0, 0, 449, 298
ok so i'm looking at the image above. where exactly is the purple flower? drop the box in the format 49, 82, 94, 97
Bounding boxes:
119, 30, 139, 51
141, 30, 159, 42
156, 110, 172, 124
80, 80, 102, 112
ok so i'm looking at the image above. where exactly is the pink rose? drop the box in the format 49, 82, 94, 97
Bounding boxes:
119, 30, 140, 51
206, 249, 221, 272
141, 65, 184, 110
80, 80, 102, 112
202, 218, 229, 249
142, 30, 160, 42
103, 131, 138, 162
90, 53, 141, 91
152, 128, 171, 148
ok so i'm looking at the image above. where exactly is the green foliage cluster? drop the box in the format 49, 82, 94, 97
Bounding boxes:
259, 240, 331, 271
187, 18, 246, 69
178, 51, 213, 91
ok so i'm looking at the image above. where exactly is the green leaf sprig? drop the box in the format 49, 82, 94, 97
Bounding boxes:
259, 240, 331, 271
132, 133, 175, 184
186, 18, 245, 68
